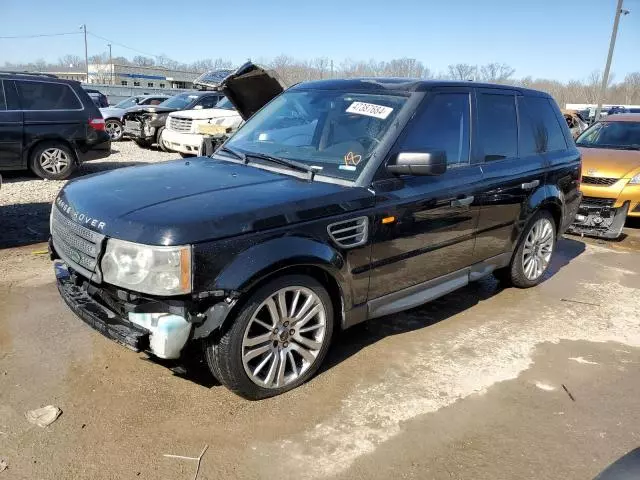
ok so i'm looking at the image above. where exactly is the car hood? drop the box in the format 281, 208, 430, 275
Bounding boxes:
55, 157, 373, 245
125, 105, 179, 115
100, 107, 125, 118
169, 108, 240, 120
219, 62, 286, 120
579, 147, 640, 179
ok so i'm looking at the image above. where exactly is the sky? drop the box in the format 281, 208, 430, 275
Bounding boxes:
1, 0, 639, 83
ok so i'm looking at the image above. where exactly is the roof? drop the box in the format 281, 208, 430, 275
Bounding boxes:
290, 78, 548, 96
0, 71, 79, 85
600, 113, 640, 122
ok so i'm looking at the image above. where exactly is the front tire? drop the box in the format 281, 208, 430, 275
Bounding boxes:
133, 139, 152, 149
156, 127, 169, 152
205, 275, 334, 400
496, 210, 556, 288
29, 142, 77, 180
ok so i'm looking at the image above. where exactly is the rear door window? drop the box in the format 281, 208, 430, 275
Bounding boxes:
400, 92, 471, 168
518, 96, 567, 154
15, 81, 82, 110
477, 93, 518, 161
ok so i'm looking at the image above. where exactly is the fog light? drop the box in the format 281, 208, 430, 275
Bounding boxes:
128, 312, 191, 359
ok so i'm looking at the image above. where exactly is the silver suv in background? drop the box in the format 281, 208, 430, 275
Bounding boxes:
100, 95, 170, 141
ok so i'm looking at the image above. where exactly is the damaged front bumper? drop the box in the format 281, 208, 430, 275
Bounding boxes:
55, 261, 191, 358
567, 198, 629, 239
123, 116, 157, 141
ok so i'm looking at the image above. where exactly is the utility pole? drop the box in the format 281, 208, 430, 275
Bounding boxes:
330, 59, 334, 79
80, 24, 88, 83
107, 43, 113, 85
594, 0, 629, 122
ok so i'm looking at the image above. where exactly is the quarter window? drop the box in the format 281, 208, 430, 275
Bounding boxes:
477, 93, 518, 161
518, 96, 567, 154
400, 93, 471, 167
15, 81, 81, 110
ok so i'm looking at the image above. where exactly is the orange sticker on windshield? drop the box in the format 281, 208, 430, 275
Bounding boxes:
344, 152, 362, 166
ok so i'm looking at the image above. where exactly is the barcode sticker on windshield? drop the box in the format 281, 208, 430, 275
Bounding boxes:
346, 102, 393, 119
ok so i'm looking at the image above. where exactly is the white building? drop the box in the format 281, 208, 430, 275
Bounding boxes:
87, 63, 201, 89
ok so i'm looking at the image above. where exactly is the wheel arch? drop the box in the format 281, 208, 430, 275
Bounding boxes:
193, 236, 349, 339
26, 138, 79, 168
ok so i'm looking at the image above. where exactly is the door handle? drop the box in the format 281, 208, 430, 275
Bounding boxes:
450, 195, 474, 207
521, 180, 540, 190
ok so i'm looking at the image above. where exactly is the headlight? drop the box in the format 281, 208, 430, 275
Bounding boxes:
629, 173, 640, 185
101, 238, 191, 296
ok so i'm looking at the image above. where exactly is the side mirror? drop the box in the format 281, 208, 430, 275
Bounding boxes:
386, 151, 447, 176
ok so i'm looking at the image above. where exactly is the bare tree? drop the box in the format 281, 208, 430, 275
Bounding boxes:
479, 63, 515, 83
58, 54, 84, 68
447, 63, 475, 81
132, 55, 155, 67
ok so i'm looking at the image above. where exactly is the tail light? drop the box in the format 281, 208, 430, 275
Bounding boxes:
89, 117, 105, 132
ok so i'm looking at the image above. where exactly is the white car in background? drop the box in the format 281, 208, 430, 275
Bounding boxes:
162, 97, 242, 156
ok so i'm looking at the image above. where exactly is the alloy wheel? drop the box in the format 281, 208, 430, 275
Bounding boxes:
522, 217, 554, 281
241, 286, 327, 389
39, 148, 70, 175
105, 120, 122, 140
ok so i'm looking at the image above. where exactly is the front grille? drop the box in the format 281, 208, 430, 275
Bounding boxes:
169, 116, 193, 133
581, 197, 615, 208
51, 206, 105, 281
582, 176, 618, 186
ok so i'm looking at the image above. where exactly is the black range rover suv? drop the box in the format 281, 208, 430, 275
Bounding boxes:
50, 64, 581, 399
0, 72, 111, 180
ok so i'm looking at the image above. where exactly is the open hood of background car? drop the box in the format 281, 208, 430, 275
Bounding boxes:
219, 62, 287, 120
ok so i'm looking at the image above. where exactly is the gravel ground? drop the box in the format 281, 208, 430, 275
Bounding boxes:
0, 141, 178, 248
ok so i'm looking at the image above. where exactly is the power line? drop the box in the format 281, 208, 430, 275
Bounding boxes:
0, 31, 80, 39
87, 31, 167, 60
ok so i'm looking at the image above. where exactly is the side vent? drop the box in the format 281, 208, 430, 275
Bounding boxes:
327, 216, 369, 248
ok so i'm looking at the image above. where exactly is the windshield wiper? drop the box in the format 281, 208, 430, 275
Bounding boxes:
245, 152, 315, 179
217, 145, 246, 161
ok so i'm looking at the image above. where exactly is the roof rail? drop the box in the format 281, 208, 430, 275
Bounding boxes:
0, 71, 59, 79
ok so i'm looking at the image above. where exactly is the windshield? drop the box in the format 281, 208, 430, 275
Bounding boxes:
215, 97, 235, 110
114, 97, 140, 109
223, 89, 408, 180
577, 121, 640, 149
159, 93, 200, 109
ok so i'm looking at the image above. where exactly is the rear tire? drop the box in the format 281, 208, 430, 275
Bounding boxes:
205, 274, 334, 400
29, 142, 77, 180
495, 210, 556, 288
105, 119, 123, 141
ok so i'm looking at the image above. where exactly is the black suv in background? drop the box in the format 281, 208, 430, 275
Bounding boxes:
0, 72, 111, 180
123, 91, 225, 149
51, 64, 581, 399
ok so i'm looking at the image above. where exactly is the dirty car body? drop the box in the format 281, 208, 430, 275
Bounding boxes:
50, 63, 581, 399
569, 114, 640, 239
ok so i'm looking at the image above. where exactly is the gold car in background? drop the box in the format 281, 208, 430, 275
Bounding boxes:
569, 114, 640, 239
